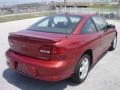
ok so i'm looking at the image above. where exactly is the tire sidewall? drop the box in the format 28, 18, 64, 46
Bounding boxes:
110, 35, 117, 51
73, 54, 90, 83
113, 36, 117, 49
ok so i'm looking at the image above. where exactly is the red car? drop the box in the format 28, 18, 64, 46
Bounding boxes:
6, 14, 117, 83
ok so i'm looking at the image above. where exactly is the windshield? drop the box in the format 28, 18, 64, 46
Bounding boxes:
28, 14, 82, 34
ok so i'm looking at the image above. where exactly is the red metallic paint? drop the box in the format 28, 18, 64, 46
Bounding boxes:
6, 14, 117, 82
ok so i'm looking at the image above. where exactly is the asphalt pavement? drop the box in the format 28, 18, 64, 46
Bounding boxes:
0, 18, 120, 90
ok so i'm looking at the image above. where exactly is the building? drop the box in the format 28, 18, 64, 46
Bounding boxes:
12, 3, 54, 13
55, 0, 113, 7
55, 0, 112, 3
0, 3, 54, 15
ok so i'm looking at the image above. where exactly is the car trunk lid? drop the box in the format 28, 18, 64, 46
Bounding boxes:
8, 30, 66, 59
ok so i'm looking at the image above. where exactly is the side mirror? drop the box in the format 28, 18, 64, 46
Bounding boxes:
107, 24, 115, 29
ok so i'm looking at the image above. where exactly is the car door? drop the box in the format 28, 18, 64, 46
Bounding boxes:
92, 16, 115, 52
79, 18, 103, 63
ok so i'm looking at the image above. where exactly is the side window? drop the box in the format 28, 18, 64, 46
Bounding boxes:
80, 19, 97, 34
92, 16, 108, 31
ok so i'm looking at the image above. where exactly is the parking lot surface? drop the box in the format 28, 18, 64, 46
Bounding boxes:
0, 18, 120, 90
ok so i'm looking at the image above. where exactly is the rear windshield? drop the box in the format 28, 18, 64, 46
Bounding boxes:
28, 15, 82, 34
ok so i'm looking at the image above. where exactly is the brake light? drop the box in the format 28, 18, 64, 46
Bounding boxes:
51, 46, 65, 54
39, 46, 65, 55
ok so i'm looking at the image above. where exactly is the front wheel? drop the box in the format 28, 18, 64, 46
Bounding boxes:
71, 54, 90, 84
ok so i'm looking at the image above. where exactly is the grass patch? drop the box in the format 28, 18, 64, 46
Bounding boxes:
0, 11, 55, 23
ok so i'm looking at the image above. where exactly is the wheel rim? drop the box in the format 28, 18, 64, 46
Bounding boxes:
113, 37, 117, 49
79, 58, 89, 79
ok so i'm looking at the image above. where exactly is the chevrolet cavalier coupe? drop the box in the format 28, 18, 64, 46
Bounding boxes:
6, 14, 117, 83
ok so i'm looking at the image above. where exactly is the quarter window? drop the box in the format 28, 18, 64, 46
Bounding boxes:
80, 19, 97, 34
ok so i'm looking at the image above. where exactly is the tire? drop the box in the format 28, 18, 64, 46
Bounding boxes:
71, 54, 90, 84
109, 35, 117, 51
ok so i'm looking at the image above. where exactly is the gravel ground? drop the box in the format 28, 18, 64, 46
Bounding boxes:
0, 18, 120, 90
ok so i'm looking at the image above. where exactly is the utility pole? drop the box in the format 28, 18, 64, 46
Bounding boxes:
119, 0, 120, 10
89, 0, 91, 13
117, 0, 120, 18
94, 0, 95, 4
64, 0, 67, 13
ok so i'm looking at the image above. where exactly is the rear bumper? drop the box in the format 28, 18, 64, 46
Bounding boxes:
6, 50, 73, 81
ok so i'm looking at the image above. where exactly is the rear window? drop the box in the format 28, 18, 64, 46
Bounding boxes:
28, 15, 82, 34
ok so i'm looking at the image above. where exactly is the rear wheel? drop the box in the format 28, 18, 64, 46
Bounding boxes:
71, 54, 90, 84
109, 35, 117, 51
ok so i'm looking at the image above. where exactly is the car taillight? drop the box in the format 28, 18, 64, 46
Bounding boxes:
39, 45, 65, 60
51, 46, 65, 54
39, 46, 65, 54
39, 45, 65, 55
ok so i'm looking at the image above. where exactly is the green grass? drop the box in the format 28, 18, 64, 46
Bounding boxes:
0, 11, 55, 23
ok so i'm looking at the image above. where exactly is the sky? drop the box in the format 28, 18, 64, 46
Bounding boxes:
0, 0, 43, 7
0, 0, 43, 4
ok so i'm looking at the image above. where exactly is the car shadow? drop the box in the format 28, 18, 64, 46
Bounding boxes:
3, 68, 78, 90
